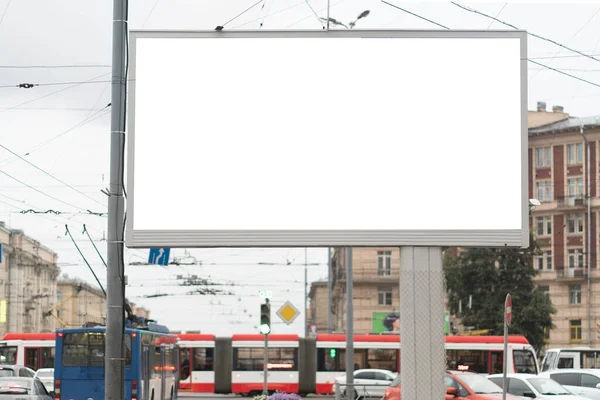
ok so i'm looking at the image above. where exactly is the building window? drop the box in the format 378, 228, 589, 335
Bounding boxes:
568, 249, 584, 268
568, 178, 584, 200
568, 213, 584, 234
569, 285, 582, 305
378, 287, 393, 306
536, 251, 552, 271
536, 181, 552, 201
567, 143, 584, 165
536, 216, 552, 236
570, 319, 582, 341
377, 251, 392, 276
536, 147, 552, 168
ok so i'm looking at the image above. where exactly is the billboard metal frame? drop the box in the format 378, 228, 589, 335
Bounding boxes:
125, 29, 528, 249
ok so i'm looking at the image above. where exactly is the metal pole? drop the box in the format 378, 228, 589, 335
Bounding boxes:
346, 247, 354, 400
305, 247, 308, 337
263, 334, 268, 395
106, 0, 127, 398
327, 247, 332, 333
581, 125, 592, 347
502, 318, 508, 400
326, 0, 330, 30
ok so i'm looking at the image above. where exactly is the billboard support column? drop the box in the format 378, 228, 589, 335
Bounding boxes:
400, 247, 445, 400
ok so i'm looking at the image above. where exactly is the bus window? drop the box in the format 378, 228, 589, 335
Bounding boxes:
514, 350, 537, 374
192, 348, 214, 371
541, 352, 557, 372
367, 349, 398, 372
0, 347, 17, 365
41, 348, 55, 369
62, 332, 132, 366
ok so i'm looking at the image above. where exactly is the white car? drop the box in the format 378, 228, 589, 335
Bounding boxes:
488, 373, 589, 399
335, 369, 397, 398
34, 368, 54, 392
538, 369, 600, 400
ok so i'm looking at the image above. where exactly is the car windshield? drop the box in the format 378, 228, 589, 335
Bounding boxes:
455, 373, 502, 394
527, 378, 572, 395
36, 370, 53, 378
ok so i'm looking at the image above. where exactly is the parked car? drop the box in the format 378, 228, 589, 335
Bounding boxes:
382, 370, 522, 399
0, 365, 35, 378
32, 369, 53, 393
539, 369, 600, 400
488, 373, 589, 399
335, 369, 397, 398
0, 376, 54, 399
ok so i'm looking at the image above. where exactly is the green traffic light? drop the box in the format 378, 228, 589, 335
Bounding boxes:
260, 324, 271, 334
329, 348, 336, 358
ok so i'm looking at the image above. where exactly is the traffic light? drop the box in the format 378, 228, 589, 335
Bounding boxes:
329, 349, 336, 358
260, 299, 271, 335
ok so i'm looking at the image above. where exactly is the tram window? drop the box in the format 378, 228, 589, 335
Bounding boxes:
317, 348, 339, 371
367, 349, 398, 372
0, 347, 17, 365
514, 350, 537, 374
446, 350, 488, 374
180, 348, 191, 380
233, 348, 297, 371
41, 347, 55, 369
192, 348, 214, 371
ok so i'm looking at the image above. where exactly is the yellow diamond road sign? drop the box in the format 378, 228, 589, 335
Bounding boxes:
277, 301, 300, 325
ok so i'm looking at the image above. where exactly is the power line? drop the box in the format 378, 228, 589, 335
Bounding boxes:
381, 0, 600, 90
141, 0, 160, 28
0, 64, 111, 69
215, 0, 264, 30
0, 107, 110, 166
0, 0, 11, 30
0, 167, 96, 213
451, 1, 600, 65
0, 72, 111, 114
0, 143, 107, 208
303, 0, 325, 28
65, 224, 106, 297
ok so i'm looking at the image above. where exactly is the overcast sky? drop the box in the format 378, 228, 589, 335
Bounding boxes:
0, 0, 599, 334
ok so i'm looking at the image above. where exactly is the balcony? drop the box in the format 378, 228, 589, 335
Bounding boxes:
556, 196, 587, 210
556, 268, 588, 280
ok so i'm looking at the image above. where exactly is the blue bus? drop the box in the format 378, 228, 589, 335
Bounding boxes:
54, 322, 179, 400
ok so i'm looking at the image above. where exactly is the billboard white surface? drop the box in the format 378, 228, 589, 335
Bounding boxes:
126, 30, 527, 248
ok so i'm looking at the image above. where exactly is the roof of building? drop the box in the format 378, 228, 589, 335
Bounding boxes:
58, 278, 105, 298
529, 115, 600, 135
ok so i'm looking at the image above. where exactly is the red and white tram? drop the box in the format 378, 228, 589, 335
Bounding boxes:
0, 333, 55, 370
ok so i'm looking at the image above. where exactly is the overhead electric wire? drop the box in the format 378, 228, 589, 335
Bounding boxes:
0, 106, 110, 166
303, 0, 325, 28
0, 143, 107, 208
0, 0, 11, 30
0, 72, 111, 114
451, 1, 600, 65
141, 0, 160, 28
381, 0, 600, 89
215, 0, 264, 30
0, 167, 97, 213
0, 64, 111, 69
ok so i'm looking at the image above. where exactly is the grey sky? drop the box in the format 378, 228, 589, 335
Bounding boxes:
0, 0, 599, 333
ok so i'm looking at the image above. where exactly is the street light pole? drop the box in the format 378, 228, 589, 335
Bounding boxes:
305, 247, 308, 337
581, 125, 592, 347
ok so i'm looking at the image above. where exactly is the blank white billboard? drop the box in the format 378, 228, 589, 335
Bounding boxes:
126, 30, 528, 248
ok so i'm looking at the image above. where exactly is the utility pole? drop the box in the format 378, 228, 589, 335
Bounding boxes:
581, 125, 592, 347
105, 0, 127, 398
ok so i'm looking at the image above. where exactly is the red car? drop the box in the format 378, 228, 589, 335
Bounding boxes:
383, 370, 521, 400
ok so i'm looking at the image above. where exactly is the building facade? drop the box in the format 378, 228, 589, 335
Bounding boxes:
0, 222, 60, 335
309, 103, 600, 349
528, 102, 600, 348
